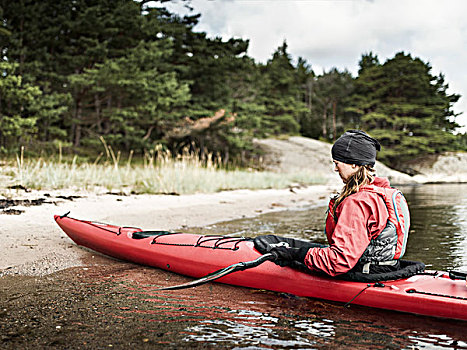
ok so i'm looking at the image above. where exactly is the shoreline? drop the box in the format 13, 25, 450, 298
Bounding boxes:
0, 184, 336, 276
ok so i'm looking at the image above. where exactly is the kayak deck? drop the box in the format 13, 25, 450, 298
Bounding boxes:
54, 215, 467, 321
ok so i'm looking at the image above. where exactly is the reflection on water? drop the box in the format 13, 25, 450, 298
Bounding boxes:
402, 184, 467, 270
2, 184, 466, 349
106, 266, 466, 349
3, 261, 459, 349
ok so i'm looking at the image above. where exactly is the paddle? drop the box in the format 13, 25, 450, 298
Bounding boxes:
159, 253, 277, 290
449, 271, 467, 280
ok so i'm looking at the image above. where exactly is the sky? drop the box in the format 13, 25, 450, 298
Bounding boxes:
164, 0, 467, 131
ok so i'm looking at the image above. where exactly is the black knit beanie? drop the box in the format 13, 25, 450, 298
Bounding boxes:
331, 130, 381, 166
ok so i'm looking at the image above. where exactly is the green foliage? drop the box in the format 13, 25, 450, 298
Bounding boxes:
0, 1, 463, 169
315, 68, 354, 141
258, 42, 309, 136
454, 133, 467, 151
68, 39, 190, 149
35, 92, 71, 142
348, 52, 460, 168
0, 62, 41, 148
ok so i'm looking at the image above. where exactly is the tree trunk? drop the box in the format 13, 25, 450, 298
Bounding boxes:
307, 80, 313, 110
19, 17, 24, 76
95, 92, 101, 132
73, 98, 82, 148
0, 94, 3, 146
322, 108, 327, 139
224, 148, 229, 166
103, 95, 112, 134
332, 100, 337, 141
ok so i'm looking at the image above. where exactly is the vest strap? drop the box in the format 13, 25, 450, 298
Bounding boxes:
362, 260, 398, 274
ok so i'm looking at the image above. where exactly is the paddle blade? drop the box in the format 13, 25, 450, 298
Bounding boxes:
158, 253, 276, 291
159, 265, 237, 290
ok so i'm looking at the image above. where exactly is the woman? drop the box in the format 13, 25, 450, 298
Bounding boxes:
259, 130, 410, 277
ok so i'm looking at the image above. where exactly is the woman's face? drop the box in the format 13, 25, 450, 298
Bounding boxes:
333, 160, 359, 183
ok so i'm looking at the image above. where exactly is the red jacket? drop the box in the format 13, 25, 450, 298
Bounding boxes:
304, 177, 391, 276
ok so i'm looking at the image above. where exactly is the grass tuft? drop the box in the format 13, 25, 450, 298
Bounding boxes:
0, 146, 326, 195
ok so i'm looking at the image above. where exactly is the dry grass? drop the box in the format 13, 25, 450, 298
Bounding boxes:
0, 143, 326, 195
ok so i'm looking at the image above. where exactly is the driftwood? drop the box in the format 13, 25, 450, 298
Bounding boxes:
166, 109, 235, 139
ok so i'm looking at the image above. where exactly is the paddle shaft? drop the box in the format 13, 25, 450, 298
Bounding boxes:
159, 253, 277, 290
449, 270, 467, 280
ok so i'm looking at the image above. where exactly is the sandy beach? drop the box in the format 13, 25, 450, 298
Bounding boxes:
0, 184, 336, 276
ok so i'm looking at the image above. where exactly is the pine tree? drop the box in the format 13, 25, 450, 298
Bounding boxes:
258, 41, 307, 135
0, 62, 42, 149
310, 68, 354, 141
349, 52, 460, 168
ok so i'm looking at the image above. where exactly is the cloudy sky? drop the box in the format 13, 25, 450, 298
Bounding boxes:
165, 0, 467, 130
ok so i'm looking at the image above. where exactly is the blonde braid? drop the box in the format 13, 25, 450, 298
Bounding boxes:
332, 165, 375, 219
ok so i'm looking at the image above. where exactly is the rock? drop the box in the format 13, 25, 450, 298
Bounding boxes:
374, 162, 416, 185
254, 136, 336, 183
254, 136, 416, 185
404, 152, 467, 183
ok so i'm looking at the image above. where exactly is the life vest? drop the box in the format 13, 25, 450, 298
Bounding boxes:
325, 185, 410, 266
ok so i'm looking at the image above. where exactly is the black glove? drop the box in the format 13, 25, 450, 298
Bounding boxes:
253, 235, 322, 268
269, 246, 309, 267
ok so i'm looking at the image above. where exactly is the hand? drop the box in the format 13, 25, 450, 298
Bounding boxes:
269, 246, 309, 267
252, 235, 313, 267
270, 246, 300, 261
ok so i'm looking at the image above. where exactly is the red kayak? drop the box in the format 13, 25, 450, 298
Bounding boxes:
54, 215, 467, 321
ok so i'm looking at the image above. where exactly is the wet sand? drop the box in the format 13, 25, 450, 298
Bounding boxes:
2, 258, 466, 349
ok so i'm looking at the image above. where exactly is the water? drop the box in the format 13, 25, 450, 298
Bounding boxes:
403, 184, 467, 270
1, 184, 466, 349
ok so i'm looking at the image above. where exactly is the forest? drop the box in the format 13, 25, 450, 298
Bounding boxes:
0, 0, 466, 170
